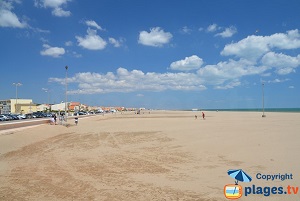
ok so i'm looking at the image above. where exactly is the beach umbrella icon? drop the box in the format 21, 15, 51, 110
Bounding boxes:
227, 169, 252, 195
228, 169, 252, 184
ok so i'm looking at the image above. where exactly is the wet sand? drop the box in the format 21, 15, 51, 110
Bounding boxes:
0, 110, 299, 200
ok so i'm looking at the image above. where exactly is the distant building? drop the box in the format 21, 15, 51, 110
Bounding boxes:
37, 104, 51, 112
0, 99, 37, 114
51, 102, 69, 112
80, 104, 88, 111
69, 102, 80, 112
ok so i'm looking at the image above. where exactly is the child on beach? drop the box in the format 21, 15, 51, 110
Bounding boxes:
75, 117, 78, 126
202, 112, 205, 120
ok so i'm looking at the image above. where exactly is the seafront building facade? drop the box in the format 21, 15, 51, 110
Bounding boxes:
0, 98, 141, 115
0, 99, 37, 114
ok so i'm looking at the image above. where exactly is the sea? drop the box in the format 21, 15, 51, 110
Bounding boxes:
189, 108, 300, 113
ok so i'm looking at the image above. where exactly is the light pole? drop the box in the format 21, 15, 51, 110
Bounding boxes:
262, 82, 266, 117
65, 65, 68, 122
12, 82, 22, 113
42, 88, 50, 111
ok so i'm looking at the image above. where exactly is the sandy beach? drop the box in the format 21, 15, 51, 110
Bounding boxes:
0, 110, 299, 201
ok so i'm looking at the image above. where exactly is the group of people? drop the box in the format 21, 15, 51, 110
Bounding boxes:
50, 113, 79, 126
195, 112, 205, 120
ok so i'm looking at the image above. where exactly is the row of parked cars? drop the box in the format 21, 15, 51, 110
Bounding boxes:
0, 112, 52, 121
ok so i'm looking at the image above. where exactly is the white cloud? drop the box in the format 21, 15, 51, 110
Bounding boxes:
76, 28, 107, 50
215, 26, 237, 38
261, 52, 300, 75
34, 0, 71, 17
35, 0, 70, 8
40, 44, 65, 57
207, 24, 218, 32
197, 59, 269, 85
85, 20, 103, 30
180, 26, 192, 34
52, 7, 70, 17
0, 1, 27, 28
48, 30, 300, 94
48, 58, 276, 94
269, 29, 300, 49
267, 78, 289, 83
170, 55, 203, 71
289, 86, 295, 89
138, 27, 173, 47
221, 29, 300, 61
214, 80, 241, 90
65, 41, 73, 46
49, 67, 207, 94
71, 51, 82, 58
109, 37, 121, 47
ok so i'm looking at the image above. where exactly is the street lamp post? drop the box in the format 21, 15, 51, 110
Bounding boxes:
65, 66, 68, 122
262, 82, 266, 117
42, 88, 50, 111
12, 82, 22, 113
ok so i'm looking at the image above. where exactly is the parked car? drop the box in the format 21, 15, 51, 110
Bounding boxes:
17, 114, 26, 119
0, 115, 6, 121
2, 114, 13, 121
75, 111, 87, 115
25, 113, 36, 119
33, 112, 44, 118
8, 114, 20, 120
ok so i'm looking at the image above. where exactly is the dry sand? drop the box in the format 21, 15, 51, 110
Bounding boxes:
0, 111, 299, 201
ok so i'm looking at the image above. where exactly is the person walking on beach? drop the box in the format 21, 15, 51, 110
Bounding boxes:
202, 112, 205, 120
50, 116, 55, 125
54, 114, 57, 125
75, 117, 78, 126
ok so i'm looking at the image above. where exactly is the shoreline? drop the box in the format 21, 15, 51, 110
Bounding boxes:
178, 108, 300, 113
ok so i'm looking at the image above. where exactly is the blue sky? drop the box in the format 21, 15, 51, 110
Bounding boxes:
1, 0, 300, 109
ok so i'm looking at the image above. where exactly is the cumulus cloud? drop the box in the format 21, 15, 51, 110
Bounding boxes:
215, 26, 237, 38
261, 52, 300, 75
85, 20, 104, 30
221, 29, 300, 61
34, 0, 71, 17
138, 27, 173, 47
0, 1, 27, 28
49, 29, 300, 94
206, 24, 237, 38
109, 37, 122, 47
52, 7, 70, 17
49, 67, 207, 94
40, 44, 65, 57
197, 59, 269, 85
76, 28, 107, 50
170, 55, 203, 71
207, 24, 218, 32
